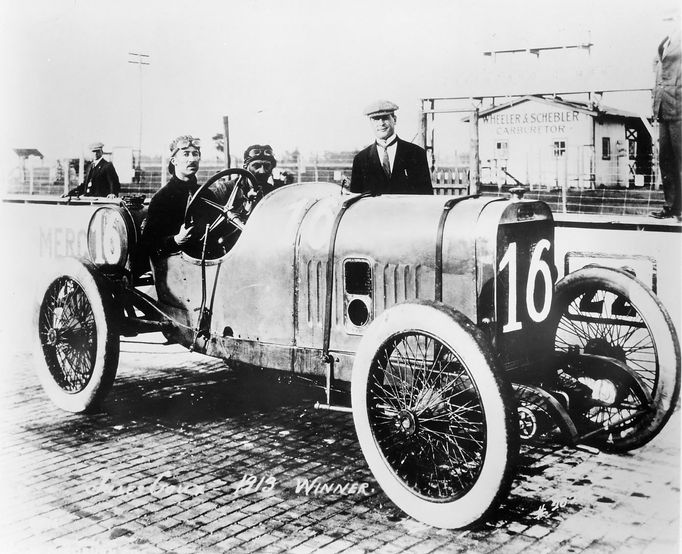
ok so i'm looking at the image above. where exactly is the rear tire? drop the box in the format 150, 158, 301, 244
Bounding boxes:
550, 266, 680, 452
33, 258, 120, 413
351, 301, 518, 529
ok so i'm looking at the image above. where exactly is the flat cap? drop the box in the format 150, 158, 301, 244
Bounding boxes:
363, 100, 399, 117
88, 141, 104, 151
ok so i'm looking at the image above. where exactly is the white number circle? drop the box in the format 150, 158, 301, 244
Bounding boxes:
87, 207, 128, 266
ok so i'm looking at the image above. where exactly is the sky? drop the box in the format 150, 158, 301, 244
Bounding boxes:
0, 0, 679, 169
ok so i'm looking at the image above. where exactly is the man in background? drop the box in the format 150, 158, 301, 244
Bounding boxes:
66, 142, 120, 197
350, 100, 432, 195
651, 15, 681, 221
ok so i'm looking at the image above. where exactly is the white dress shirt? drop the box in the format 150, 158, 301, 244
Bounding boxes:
375, 134, 398, 172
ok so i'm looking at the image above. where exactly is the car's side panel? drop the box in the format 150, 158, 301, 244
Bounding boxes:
152, 253, 221, 311
294, 195, 338, 350
147, 184, 553, 380
476, 199, 517, 328
207, 184, 338, 348
320, 196, 447, 354
293, 194, 530, 361
206, 336, 355, 382
441, 196, 506, 322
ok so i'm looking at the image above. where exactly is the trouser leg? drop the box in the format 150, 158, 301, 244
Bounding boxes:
658, 120, 682, 215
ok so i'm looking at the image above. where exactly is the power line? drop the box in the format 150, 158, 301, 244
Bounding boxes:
483, 42, 594, 58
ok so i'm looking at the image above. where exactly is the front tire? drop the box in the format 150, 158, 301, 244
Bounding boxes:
351, 301, 518, 529
33, 258, 120, 412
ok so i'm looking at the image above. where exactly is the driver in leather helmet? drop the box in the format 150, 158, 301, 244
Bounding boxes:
143, 135, 221, 259
213, 144, 284, 221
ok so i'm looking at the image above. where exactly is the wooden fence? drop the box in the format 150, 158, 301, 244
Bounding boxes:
432, 167, 470, 196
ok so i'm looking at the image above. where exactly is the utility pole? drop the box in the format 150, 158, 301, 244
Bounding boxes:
469, 106, 480, 195
128, 52, 150, 180
222, 116, 231, 168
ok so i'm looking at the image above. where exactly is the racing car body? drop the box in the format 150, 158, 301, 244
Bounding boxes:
32, 171, 681, 529
152, 183, 554, 381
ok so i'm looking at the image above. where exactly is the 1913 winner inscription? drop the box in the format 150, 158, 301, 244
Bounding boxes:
234, 474, 373, 497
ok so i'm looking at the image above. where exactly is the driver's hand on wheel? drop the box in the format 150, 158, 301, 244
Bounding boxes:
173, 223, 194, 246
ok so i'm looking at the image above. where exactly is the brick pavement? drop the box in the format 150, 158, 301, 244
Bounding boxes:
0, 333, 679, 553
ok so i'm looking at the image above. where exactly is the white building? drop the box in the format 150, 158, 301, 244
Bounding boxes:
470, 95, 653, 189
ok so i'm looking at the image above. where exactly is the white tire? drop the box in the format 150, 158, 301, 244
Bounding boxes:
351, 301, 518, 529
33, 257, 119, 413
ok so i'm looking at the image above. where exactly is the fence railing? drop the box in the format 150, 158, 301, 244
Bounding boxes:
478, 147, 658, 191
432, 167, 469, 196
5, 159, 664, 216
499, 187, 665, 216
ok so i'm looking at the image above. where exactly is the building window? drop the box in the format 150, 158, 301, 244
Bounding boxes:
553, 141, 566, 157
602, 137, 611, 160
496, 141, 508, 159
626, 128, 638, 159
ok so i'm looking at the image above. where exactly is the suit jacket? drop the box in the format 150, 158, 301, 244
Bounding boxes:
71, 159, 121, 196
350, 138, 433, 195
653, 29, 681, 121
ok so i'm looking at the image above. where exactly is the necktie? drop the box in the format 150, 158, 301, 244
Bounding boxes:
381, 147, 391, 178
379, 137, 397, 178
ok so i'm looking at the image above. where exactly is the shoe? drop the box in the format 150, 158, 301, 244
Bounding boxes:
650, 209, 673, 219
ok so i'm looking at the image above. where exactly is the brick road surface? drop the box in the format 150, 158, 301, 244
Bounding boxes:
0, 333, 679, 553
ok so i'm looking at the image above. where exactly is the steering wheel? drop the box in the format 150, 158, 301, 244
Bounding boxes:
184, 168, 259, 242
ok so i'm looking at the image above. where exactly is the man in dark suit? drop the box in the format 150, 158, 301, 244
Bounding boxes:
350, 100, 432, 195
66, 142, 120, 197
650, 17, 681, 221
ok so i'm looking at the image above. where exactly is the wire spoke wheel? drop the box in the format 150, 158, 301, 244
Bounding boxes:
39, 277, 98, 393
368, 332, 486, 501
33, 258, 120, 413
555, 288, 657, 391
551, 267, 680, 451
579, 379, 650, 443
556, 288, 654, 436
352, 302, 518, 529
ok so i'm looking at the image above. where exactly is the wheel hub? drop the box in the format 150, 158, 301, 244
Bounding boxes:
396, 409, 418, 436
46, 328, 59, 346
584, 338, 626, 362
518, 406, 538, 440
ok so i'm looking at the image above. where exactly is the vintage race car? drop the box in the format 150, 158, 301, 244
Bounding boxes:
33, 169, 681, 529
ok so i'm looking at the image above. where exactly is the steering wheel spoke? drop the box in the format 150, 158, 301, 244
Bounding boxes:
200, 197, 228, 212
183, 168, 258, 256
